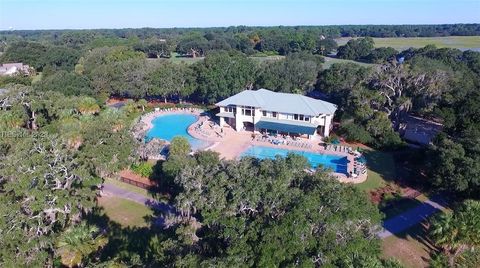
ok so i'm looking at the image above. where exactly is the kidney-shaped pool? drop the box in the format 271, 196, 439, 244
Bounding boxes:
145, 114, 208, 150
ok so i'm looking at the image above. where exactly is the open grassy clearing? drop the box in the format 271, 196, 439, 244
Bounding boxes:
161, 53, 287, 65
335, 36, 480, 51
97, 195, 153, 227
250, 55, 285, 63
323, 56, 375, 69
146, 52, 205, 65
168, 52, 205, 64
31, 72, 42, 84
355, 150, 396, 192
382, 221, 436, 268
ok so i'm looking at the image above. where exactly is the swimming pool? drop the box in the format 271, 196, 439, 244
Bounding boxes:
145, 114, 208, 150
241, 146, 349, 174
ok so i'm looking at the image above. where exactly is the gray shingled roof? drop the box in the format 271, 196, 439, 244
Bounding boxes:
216, 88, 336, 116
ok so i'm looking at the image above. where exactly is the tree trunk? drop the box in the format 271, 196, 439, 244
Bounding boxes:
31, 110, 38, 130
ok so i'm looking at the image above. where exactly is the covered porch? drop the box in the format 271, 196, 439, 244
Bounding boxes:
216, 112, 236, 129
254, 118, 319, 140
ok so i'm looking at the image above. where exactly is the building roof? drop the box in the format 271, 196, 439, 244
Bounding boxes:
215, 112, 235, 118
256, 118, 317, 135
216, 89, 337, 116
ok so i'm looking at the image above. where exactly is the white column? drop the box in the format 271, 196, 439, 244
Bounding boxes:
323, 115, 331, 137
235, 107, 242, 132
219, 117, 225, 127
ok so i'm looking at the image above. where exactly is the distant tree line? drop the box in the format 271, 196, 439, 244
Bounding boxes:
1, 24, 479, 55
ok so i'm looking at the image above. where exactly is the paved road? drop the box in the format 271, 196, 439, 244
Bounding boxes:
377, 196, 447, 239
102, 183, 175, 226
103, 182, 447, 237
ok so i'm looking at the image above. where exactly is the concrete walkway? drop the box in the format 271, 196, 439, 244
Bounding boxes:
377, 196, 447, 239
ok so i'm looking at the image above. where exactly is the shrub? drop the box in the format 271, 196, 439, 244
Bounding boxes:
339, 122, 373, 144
131, 162, 154, 178
323, 133, 339, 144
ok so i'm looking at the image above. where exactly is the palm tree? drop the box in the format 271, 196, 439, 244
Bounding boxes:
137, 99, 148, 113
55, 223, 108, 267
430, 200, 480, 267
77, 97, 100, 115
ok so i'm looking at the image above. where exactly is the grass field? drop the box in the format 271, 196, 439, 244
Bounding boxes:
323, 56, 374, 69
98, 195, 153, 227
355, 150, 397, 192
146, 52, 205, 65
250, 55, 286, 63
31, 72, 42, 84
161, 53, 287, 65
382, 221, 436, 268
335, 36, 480, 51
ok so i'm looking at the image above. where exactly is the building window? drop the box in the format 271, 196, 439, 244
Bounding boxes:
304, 116, 310, 122
262, 111, 266, 116
294, 114, 298, 120
245, 109, 252, 116
272, 112, 277, 118
225, 106, 235, 113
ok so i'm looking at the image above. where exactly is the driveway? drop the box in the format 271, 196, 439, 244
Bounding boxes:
377, 196, 447, 238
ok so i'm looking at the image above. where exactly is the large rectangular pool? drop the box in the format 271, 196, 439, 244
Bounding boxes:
241, 146, 348, 174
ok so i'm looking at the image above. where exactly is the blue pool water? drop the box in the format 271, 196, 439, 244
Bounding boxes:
241, 146, 349, 174
145, 114, 207, 150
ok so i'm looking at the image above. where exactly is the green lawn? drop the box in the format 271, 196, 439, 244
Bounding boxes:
98, 196, 153, 227
31, 72, 42, 84
335, 36, 480, 51
382, 221, 436, 268
168, 52, 204, 64
355, 150, 397, 192
323, 56, 375, 69
250, 55, 286, 63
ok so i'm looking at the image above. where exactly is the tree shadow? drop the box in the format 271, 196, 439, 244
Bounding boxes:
382, 196, 447, 253
391, 148, 429, 190
143, 199, 177, 228
85, 206, 177, 264
363, 149, 397, 183
147, 160, 180, 202
380, 196, 424, 219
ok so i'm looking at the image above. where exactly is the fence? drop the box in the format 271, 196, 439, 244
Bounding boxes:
119, 176, 152, 189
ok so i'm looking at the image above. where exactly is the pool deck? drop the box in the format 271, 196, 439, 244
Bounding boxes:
140, 110, 367, 184
187, 115, 367, 184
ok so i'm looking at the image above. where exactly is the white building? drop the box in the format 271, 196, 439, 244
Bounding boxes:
216, 89, 337, 139
0, 63, 33, 76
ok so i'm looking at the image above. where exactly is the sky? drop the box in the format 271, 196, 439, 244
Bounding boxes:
0, 0, 479, 30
